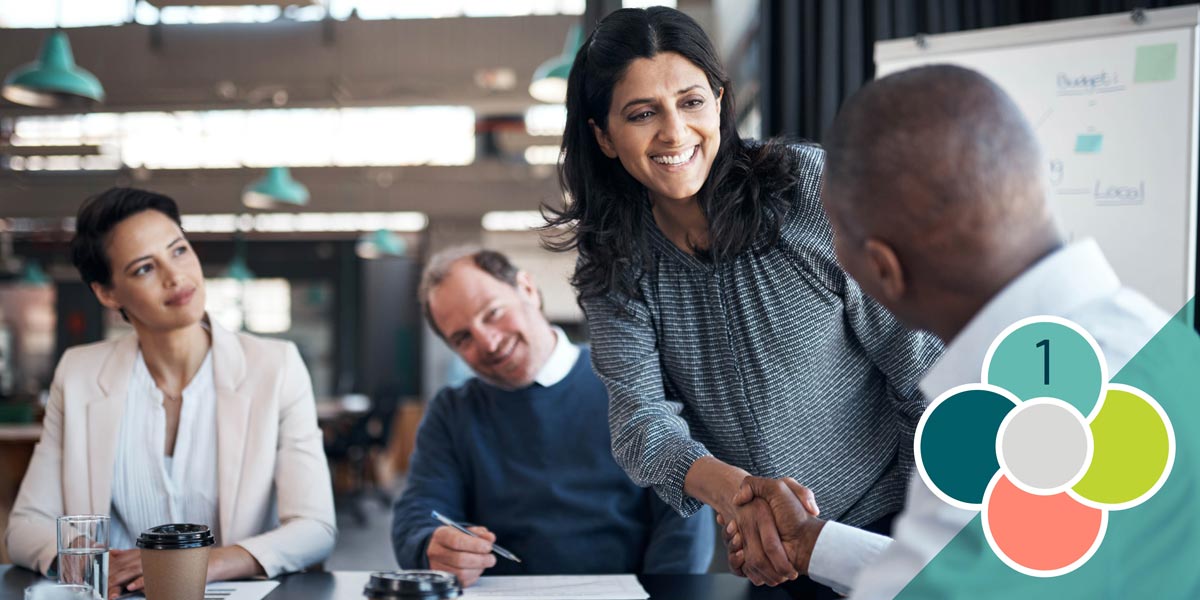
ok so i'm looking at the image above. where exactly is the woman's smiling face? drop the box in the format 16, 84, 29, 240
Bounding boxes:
592, 51, 723, 207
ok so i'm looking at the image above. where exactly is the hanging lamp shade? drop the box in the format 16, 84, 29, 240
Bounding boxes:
18, 261, 51, 286
355, 229, 407, 260
242, 166, 310, 209
222, 235, 255, 281
372, 229, 407, 256
224, 255, 254, 281
529, 25, 583, 104
2, 30, 105, 108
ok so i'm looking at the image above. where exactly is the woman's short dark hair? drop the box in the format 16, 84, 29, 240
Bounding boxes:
70, 187, 182, 287
543, 6, 798, 302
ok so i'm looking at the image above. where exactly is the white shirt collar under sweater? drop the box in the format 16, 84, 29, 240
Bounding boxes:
533, 326, 581, 387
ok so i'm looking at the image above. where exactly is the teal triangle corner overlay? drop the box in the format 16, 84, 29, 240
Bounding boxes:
897, 299, 1200, 598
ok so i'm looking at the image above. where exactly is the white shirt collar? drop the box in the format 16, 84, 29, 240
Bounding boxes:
533, 326, 581, 387
920, 239, 1120, 398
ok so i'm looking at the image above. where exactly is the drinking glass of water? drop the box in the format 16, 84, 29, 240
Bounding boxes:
25, 584, 94, 600
56, 515, 109, 600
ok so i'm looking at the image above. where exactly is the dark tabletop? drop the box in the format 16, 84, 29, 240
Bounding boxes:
0, 565, 793, 600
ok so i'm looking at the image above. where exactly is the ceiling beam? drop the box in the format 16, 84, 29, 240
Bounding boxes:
0, 15, 576, 116
0, 162, 562, 220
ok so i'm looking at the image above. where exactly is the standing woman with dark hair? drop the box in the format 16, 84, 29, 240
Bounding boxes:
544, 7, 940, 596
5, 188, 336, 597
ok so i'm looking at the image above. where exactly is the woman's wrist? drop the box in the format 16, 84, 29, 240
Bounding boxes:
207, 545, 264, 582
684, 455, 751, 516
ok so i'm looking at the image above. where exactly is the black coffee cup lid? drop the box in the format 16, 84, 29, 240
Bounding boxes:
136, 524, 215, 550
363, 570, 461, 599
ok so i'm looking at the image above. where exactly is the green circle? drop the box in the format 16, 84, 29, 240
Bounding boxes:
987, 320, 1103, 415
1073, 388, 1171, 505
919, 388, 1016, 505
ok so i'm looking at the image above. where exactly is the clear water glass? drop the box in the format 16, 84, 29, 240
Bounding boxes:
24, 584, 94, 600
56, 515, 109, 600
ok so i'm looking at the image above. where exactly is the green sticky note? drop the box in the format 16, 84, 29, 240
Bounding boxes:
1075, 133, 1103, 153
1134, 43, 1177, 83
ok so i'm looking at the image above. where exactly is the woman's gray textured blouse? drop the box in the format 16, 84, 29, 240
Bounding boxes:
582, 144, 943, 526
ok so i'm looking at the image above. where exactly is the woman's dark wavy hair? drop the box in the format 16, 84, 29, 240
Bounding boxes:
542, 6, 798, 302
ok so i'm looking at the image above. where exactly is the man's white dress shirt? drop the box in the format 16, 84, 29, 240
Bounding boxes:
806, 240, 1169, 598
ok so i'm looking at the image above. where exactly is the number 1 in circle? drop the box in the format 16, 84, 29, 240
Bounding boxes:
1036, 339, 1050, 385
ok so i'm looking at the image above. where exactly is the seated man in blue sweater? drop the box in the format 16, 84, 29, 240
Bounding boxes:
391, 247, 714, 586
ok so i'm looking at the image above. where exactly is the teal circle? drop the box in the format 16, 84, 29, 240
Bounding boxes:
919, 389, 1015, 505
986, 321, 1103, 415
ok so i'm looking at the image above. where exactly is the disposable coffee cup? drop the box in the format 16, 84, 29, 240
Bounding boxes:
136, 524, 215, 600
362, 570, 462, 600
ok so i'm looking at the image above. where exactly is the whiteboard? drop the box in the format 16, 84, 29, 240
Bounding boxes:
876, 6, 1199, 317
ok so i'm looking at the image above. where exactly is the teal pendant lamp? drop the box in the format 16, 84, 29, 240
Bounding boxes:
372, 229, 407, 256
529, 25, 583, 104
18, 261, 51, 286
356, 229, 407, 260
225, 254, 254, 281
242, 167, 310, 209
224, 238, 255, 281
2, 30, 105, 108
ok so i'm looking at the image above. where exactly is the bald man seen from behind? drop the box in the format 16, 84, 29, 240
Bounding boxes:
732, 64, 1200, 598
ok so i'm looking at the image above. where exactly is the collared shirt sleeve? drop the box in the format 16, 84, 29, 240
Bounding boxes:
808, 521, 892, 596
847, 477, 977, 599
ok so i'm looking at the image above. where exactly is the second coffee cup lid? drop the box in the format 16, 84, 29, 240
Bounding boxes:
136, 524, 215, 550
363, 570, 462, 599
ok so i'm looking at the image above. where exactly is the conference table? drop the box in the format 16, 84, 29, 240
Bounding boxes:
0, 565, 795, 599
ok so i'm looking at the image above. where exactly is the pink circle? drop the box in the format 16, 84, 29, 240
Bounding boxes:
985, 475, 1104, 572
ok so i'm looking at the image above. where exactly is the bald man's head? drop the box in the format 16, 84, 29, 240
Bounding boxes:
822, 65, 1062, 340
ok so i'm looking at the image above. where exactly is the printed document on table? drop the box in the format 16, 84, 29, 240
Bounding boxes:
114, 581, 279, 600
203, 580, 280, 600
463, 575, 650, 599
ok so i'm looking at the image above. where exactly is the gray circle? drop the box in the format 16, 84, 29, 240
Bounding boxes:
1000, 402, 1089, 491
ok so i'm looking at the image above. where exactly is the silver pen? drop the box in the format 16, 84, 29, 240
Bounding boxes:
431, 510, 523, 563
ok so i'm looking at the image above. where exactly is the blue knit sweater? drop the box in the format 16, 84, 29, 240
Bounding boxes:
391, 347, 714, 575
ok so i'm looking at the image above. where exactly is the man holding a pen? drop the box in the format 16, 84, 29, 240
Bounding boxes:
391, 247, 714, 586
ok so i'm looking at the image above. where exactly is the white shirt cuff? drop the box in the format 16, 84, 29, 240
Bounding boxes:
808, 520, 893, 596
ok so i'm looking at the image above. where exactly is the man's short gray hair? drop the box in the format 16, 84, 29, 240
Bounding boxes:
419, 245, 523, 338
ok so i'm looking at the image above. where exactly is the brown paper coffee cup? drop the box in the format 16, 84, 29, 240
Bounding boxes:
136, 524, 215, 600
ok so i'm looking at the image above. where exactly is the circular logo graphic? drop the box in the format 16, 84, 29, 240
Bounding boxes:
915, 316, 1175, 576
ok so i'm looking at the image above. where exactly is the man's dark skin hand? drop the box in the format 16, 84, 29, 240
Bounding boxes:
727, 494, 799, 586
719, 477, 824, 579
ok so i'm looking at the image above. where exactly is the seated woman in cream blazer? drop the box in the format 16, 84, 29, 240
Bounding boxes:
5, 188, 336, 597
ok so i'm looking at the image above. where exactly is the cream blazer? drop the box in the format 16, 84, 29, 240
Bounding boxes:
4, 321, 337, 577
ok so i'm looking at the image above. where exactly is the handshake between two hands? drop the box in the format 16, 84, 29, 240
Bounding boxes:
717, 476, 825, 587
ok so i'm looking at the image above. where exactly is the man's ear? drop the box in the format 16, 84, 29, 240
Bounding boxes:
863, 238, 907, 304
514, 270, 541, 307
589, 118, 618, 159
90, 281, 122, 312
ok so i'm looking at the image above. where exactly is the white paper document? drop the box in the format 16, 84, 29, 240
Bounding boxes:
203, 580, 280, 600
462, 575, 649, 599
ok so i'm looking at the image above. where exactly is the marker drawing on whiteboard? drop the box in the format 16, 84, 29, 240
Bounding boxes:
1056, 71, 1124, 96
1075, 133, 1103, 153
1033, 108, 1054, 131
1094, 180, 1145, 206
1057, 188, 1091, 196
1048, 159, 1064, 185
